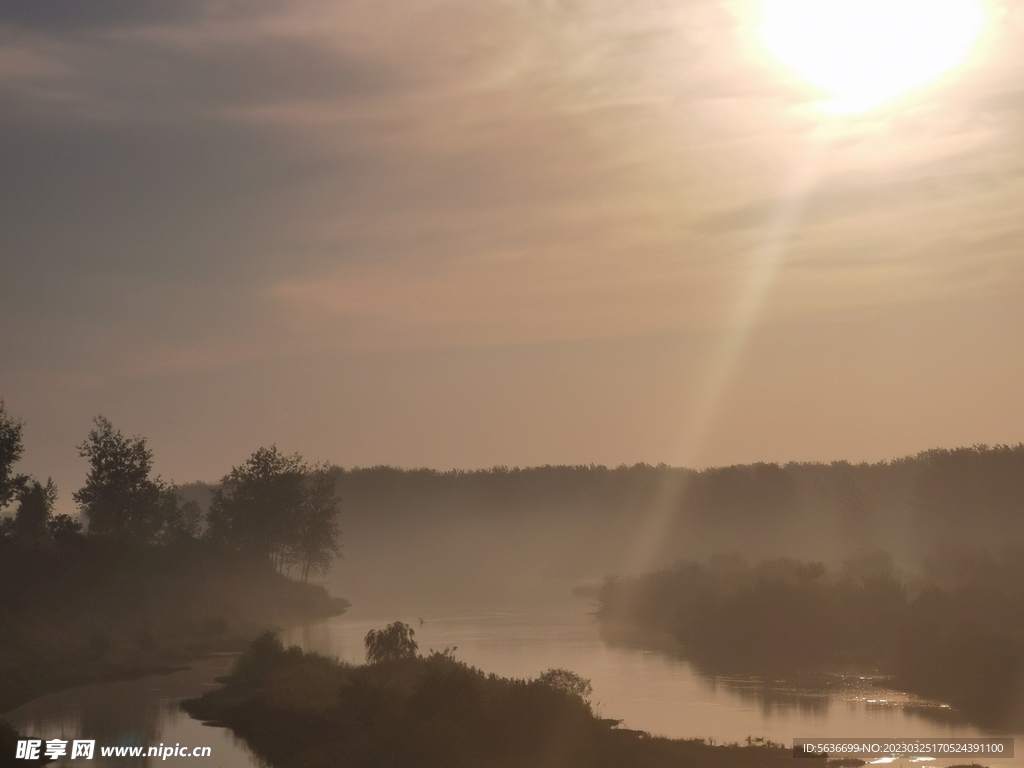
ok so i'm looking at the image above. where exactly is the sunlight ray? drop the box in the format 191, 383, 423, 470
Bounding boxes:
622, 144, 826, 576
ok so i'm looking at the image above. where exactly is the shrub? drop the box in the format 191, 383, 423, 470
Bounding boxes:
536, 668, 593, 703
364, 622, 418, 664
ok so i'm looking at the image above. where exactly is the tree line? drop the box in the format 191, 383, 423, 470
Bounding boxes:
0, 401, 340, 581
6, 393, 1024, 574
311, 447, 1024, 567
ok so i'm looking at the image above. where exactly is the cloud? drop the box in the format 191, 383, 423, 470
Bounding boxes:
0, 0, 209, 30
3, 0, 1024, 373
2, 0, 1024, 493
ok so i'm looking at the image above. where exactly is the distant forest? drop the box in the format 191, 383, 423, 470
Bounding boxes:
6, 388, 1024, 599
178, 444, 1024, 575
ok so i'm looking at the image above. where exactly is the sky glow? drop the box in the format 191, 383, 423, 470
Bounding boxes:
758, 0, 987, 112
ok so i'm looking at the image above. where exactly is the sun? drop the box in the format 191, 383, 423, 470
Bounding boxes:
757, 0, 987, 113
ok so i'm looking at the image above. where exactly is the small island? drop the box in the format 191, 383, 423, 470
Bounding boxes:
184, 623, 798, 768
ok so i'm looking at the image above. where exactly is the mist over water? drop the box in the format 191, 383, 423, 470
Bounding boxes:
309, 449, 1024, 617
8, 446, 1024, 767
7, 597, 1013, 768
2, 0, 1023, 762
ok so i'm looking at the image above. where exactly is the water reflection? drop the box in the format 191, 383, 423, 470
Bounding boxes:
702, 675, 832, 719
4, 657, 259, 768
4, 605, 1020, 768
594, 615, 982, 736
283, 605, 1007, 751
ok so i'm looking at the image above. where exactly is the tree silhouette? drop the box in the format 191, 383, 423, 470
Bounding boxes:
364, 622, 418, 663
13, 478, 57, 547
73, 416, 166, 542
47, 512, 83, 544
295, 467, 342, 582
0, 399, 27, 509
207, 448, 342, 575
207, 446, 307, 570
160, 494, 202, 544
537, 668, 593, 702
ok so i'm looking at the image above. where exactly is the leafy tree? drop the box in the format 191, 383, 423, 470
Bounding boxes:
160, 492, 203, 544
207, 446, 307, 570
364, 621, 418, 663
0, 399, 28, 509
537, 668, 593, 702
208, 449, 342, 575
295, 467, 342, 582
73, 416, 166, 543
48, 512, 83, 544
13, 478, 57, 547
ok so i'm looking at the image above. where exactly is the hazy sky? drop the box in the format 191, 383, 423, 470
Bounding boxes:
2, 0, 1023, 501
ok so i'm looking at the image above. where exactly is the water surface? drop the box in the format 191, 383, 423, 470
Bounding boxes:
285, 605, 1000, 749
6, 602, 1019, 767
4, 656, 257, 768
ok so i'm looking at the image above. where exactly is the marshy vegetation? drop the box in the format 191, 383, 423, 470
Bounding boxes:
183, 626, 795, 768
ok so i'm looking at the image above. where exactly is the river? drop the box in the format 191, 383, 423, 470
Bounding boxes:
4, 597, 1019, 767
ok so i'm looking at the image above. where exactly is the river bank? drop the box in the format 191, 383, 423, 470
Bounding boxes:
1, 587, 347, 768
184, 630, 798, 768
0, 541, 349, 715
6, 606, 1014, 768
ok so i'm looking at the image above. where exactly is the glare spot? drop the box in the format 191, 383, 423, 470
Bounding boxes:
758, 0, 987, 113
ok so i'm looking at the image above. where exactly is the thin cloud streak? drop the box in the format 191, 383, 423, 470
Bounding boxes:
1, 0, 1023, 491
